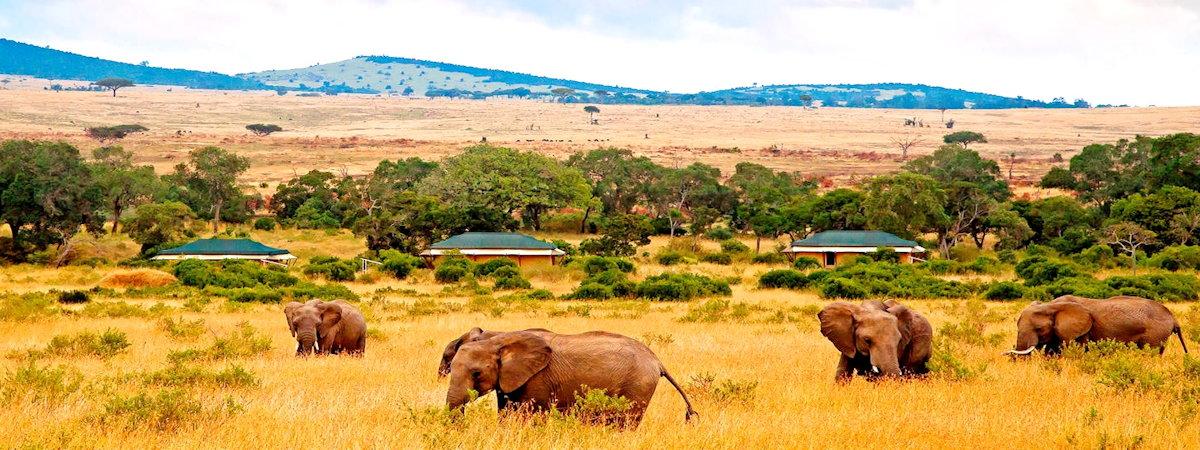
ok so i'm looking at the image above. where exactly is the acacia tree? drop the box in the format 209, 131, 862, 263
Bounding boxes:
1103, 222, 1156, 274
862, 172, 947, 243
550, 87, 575, 102
892, 136, 922, 160
246, 124, 283, 136
584, 105, 600, 122
170, 146, 250, 232
943, 131, 987, 148
91, 146, 160, 234
0, 140, 105, 262
93, 77, 134, 97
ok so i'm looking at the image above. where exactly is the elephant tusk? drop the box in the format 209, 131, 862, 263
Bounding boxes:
871, 366, 881, 374
1004, 346, 1037, 356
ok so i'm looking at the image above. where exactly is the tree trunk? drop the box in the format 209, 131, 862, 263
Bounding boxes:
579, 206, 592, 234
755, 235, 761, 253
110, 201, 124, 235
1130, 248, 1137, 275
213, 197, 223, 233
54, 236, 75, 267
112, 88, 117, 97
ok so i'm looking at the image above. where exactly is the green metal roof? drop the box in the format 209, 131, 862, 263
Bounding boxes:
157, 238, 290, 256
430, 232, 558, 250
790, 230, 920, 248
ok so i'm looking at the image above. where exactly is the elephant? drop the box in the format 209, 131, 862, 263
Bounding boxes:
284, 299, 367, 355
444, 329, 697, 427
817, 300, 933, 383
437, 327, 552, 377
1005, 295, 1188, 356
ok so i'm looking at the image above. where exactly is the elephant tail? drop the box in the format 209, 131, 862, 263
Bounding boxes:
1175, 325, 1189, 354
660, 368, 698, 423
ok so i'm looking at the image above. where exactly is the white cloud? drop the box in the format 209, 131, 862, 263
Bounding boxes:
4, 0, 1200, 105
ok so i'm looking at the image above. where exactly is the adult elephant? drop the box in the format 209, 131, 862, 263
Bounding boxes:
817, 300, 932, 383
444, 330, 697, 427
1005, 295, 1188, 356
437, 327, 552, 377
284, 300, 367, 355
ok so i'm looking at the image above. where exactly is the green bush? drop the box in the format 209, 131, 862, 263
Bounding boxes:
252, 217, 276, 231
1075, 244, 1117, 268
1105, 273, 1200, 301
819, 277, 868, 299
1044, 276, 1115, 299
378, 250, 421, 280
1015, 256, 1083, 286
793, 257, 820, 270
705, 227, 734, 241
57, 290, 90, 304
527, 289, 554, 300
550, 239, 577, 256
701, 253, 733, 265
434, 257, 473, 283
634, 273, 731, 301
20, 329, 131, 360
574, 256, 635, 276
303, 256, 357, 282
1146, 246, 1200, 271
570, 282, 614, 300
720, 240, 750, 254
1, 361, 82, 405
751, 253, 788, 264
491, 266, 531, 290
656, 251, 687, 266
984, 281, 1025, 301
474, 258, 518, 277
759, 269, 807, 289
867, 247, 900, 263
997, 249, 1017, 264
924, 259, 957, 275
173, 259, 298, 289
167, 322, 271, 363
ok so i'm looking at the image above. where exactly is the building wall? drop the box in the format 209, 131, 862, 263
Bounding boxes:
789, 249, 915, 267
430, 254, 556, 267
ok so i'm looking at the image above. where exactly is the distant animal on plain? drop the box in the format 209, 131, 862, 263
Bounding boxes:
1005, 295, 1187, 356
818, 300, 932, 383
284, 299, 367, 355
443, 328, 697, 427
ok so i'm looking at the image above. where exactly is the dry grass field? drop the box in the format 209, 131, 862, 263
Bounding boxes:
1, 231, 1199, 448
1, 79, 1198, 191
4, 81, 1200, 448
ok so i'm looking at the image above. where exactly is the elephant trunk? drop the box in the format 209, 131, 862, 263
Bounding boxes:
870, 346, 902, 377
296, 329, 317, 355
445, 372, 472, 412
1006, 329, 1039, 356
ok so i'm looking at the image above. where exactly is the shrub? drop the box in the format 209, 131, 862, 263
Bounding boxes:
0, 293, 58, 321
303, 256, 357, 282
167, 322, 271, 363
434, 257, 473, 283
1, 361, 82, 405
984, 281, 1025, 301
1015, 256, 1083, 286
927, 341, 987, 381
527, 289, 554, 300
379, 250, 421, 279
570, 282, 614, 300
57, 290, 90, 304
566, 388, 633, 425
656, 251, 687, 266
634, 273, 731, 301
1147, 246, 1200, 271
1076, 244, 1117, 268
759, 269, 808, 289
21, 329, 131, 360
752, 253, 788, 264
142, 364, 259, 389
963, 256, 1002, 274
997, 249, 1017, 264
705, 227, 734, 241
550, 239, 577, 256
793, 257, 820, 270
686, 372, 758, 405
492, 266, 531, 290
719, 239, 750, 254
252, 217, 276, 231
474, 258, 518, 277
173, 259, 298, 289
576, 256, 635, 275
868, 247, 900, 263
99, 389, 209, 430
1044, 276, 1115, 299
158, 317, 206, 342
819, 277, 868, 299
924, 259, 957, 275
701, 253, 732, 265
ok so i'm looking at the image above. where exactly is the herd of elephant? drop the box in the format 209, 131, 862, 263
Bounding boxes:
283, 294, 1189, 427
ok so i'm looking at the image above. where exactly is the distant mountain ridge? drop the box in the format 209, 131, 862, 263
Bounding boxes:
0, 38, 1086, 109
0, 38, 267, 90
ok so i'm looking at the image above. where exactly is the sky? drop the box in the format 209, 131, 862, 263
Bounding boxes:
2, 0, 1199, 106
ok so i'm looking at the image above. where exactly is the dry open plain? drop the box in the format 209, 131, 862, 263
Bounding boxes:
3, 81, 1200, 448
1, 80, 1198, 190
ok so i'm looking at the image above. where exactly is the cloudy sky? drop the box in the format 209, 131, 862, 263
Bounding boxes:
2, 0, 1199, 105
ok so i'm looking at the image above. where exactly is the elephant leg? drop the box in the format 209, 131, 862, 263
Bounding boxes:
834, 354, 854, 383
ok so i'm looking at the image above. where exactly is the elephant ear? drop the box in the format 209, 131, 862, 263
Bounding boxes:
496, 332, 552, 393
439, 328, 485, 376
317, 301, 344, 331
1051, 302, 1092, 342
819, 302, 860, 357
283, 302, 304, 337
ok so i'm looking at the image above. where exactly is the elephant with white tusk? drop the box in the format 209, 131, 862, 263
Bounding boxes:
1005, 295, 1188, 356
818, 300, 933, 383
284, 300, 367, 356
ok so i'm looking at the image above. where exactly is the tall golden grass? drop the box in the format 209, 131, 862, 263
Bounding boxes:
0, 233, 1197, 448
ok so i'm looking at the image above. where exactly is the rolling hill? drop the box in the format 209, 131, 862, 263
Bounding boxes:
0, 38, 1084, 109
0, 38, 268, 90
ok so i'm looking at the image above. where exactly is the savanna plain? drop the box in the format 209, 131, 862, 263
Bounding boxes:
1, 84, 1200, 448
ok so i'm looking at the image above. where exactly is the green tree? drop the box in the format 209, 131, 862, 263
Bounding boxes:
862, 172, 947, 242
783, 188, 867, 239
1103, 221, 1156, 274
578, 213, 653, 256
550, 87, 575, 102
647, 162, 728, 238
942, 131, 987, 148
0, 140, 105, 261
583, 105, 600, 122
245, 124, 283, 136
419, 146, 587, 231
1109, 186, 1200, 246
166, 146, 250, 232
121, 201, 195, 253
566, 148, 663, 233
727, 162, 813, 247
90, 146, 160, 234
93, 77, 134, 97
